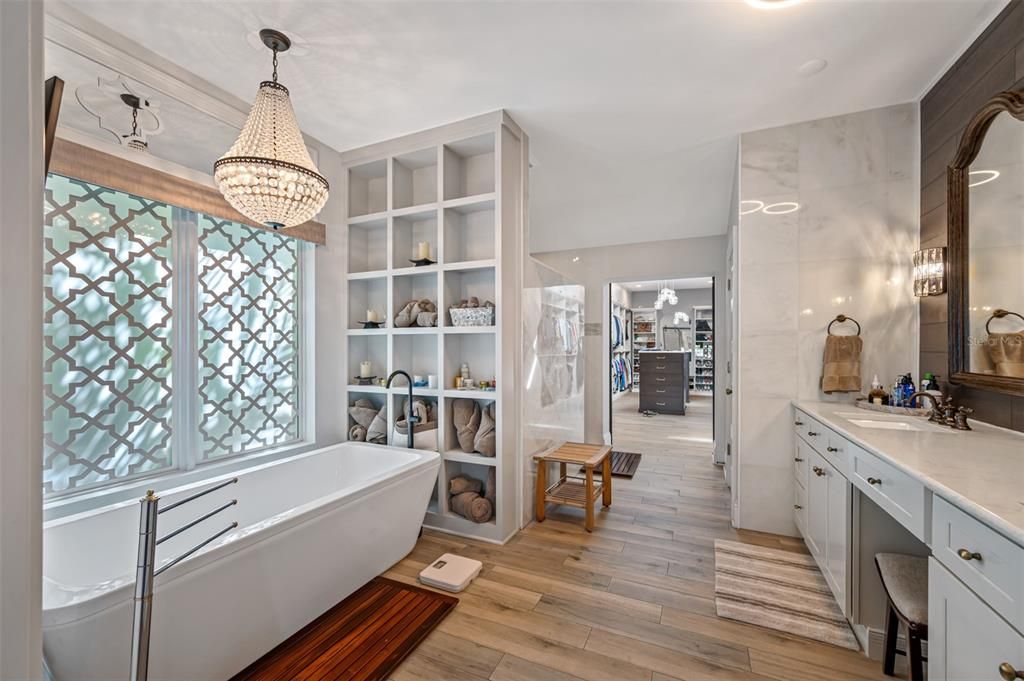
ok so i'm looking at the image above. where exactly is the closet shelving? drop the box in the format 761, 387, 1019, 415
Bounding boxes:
610, 300, 631, 401
631, 308, 656, 393
342, 112, 528, 543
693, 305, 714, 394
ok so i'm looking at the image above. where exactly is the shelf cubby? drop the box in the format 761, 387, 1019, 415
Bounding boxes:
346, 391, 387, 445
443, 199, 495, 264
391, 271, 440, 328
391, 334, 438, 387
348, 276, 388, 330
392, 209, 439, 270
443, 396, 496, 461
348, 335, 387, 387
390, 393, 439, 452
443, 133, 495, 200
442, 333, 496, 391
348, 216, 388, 273
393, 147, 439, 210
348, 159, 388, 218
442, 459, 497, 526
442, 267, 496, 326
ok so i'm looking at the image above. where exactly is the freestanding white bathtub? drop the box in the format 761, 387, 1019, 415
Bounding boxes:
42, 441, 439, 681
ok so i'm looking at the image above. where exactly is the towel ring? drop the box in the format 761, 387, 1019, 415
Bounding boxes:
827, 314, 861, 336
985, 309, 1024, 334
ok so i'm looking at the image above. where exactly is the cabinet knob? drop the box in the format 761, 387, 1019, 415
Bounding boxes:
808, 431, 819, 437
999, 663, 1024, 680
794, 420, 804, 426
827, 446, 839, 453
957, 548, 982, 562
794, 457, 804, 462
812, 466, 825, 477
867, 477, 882, 486
794, 504, 802, 510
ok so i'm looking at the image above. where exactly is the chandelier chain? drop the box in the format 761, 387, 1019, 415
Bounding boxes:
272, 47, 279, 83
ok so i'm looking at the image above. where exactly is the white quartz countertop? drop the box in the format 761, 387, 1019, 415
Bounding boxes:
795, 400, 1024, 546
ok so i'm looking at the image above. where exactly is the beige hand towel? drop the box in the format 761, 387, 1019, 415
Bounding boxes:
449, 475, 482, 495
821, 335, 863, 393
986, 332, 1024, 378
452, 398, 482, 453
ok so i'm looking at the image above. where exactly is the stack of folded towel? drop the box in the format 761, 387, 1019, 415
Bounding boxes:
448, 474, 493, 523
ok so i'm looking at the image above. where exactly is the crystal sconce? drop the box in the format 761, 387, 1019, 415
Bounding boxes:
913, 247, 946, 297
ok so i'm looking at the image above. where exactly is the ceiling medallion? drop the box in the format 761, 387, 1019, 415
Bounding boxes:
214, 28, 329, 229
75, 76, 162, 150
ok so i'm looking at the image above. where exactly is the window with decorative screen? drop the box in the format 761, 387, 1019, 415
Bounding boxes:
42, 173, 305, 496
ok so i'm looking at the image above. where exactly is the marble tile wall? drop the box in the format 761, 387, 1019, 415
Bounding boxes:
736, 103, 920, 536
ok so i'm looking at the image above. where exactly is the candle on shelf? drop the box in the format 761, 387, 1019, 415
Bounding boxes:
366, 309, 379, 322
416, 241, 430, 259
359, 360, 373, 378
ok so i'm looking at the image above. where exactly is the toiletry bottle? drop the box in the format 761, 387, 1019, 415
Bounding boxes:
869, 375, 886, 406
891, 377, 901, 407
904, 373, 916, 407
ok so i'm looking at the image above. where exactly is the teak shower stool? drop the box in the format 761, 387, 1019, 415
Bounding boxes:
533, 442, 612, 532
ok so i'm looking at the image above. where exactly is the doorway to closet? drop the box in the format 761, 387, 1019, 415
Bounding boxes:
608, 278, 715, 457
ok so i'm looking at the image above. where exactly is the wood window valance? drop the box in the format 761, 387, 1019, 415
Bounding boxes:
48, 137, 327, 245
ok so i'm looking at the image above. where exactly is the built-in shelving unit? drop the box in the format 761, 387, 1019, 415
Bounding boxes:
693, 305, 713, 394
341, 112, 528, 543
631, 308, 656, 393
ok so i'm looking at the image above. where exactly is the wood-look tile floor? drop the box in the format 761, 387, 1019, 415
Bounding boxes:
612, 391, 714, 457
383, 404, 892, 681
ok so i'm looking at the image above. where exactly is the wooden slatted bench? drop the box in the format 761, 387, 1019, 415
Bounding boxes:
533, 442, 612, 532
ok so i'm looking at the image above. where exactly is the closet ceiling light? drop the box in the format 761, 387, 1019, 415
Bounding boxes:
214, 28, 329, 229
968, 169, 1000, 187
739, 200, 764, 215
762, 201, 800, 215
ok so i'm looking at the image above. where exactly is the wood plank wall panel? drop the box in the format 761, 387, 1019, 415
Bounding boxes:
919, 0, 1024, 431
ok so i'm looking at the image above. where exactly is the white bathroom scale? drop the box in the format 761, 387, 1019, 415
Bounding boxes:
418, 553, 482, 593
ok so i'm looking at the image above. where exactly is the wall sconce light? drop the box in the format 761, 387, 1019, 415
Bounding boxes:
913, 247, 946, 297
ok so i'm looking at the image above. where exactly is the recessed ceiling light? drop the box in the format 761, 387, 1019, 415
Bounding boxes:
763, 202, 800, 215
968, 169, 999, 187
745, 0, 803, 9
634, 284, 642, 288
571, 256, 580, 263
797, 59, 828, 77
739, 200, 765, 215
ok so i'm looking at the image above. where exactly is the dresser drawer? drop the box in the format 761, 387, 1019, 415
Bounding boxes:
850, 445, 927, 540
639, 394, 684, 414
645, 372, 685, 387
640, 353, 684, 367
648, 385, 684, 400
932, 496, 1024, 633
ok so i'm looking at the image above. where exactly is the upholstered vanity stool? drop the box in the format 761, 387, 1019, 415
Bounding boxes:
875, 553, 929, 681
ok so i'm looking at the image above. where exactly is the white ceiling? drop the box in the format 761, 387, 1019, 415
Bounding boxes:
60, 0, 1004, 253
625, 278, 713, 292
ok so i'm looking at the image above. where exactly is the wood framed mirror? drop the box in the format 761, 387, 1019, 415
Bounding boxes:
948, 89, 1024, 394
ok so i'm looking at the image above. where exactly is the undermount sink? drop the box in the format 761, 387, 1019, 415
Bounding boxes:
833, 412, 956, 433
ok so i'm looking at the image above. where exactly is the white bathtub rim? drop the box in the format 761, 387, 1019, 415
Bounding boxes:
44, 446, 439, 627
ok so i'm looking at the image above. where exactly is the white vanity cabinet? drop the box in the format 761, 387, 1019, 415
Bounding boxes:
794, 411, 851, 616
929, 557, 1024, 681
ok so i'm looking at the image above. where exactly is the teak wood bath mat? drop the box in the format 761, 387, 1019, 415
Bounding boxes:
580, 450, 642, 478
230, 577, 458, 681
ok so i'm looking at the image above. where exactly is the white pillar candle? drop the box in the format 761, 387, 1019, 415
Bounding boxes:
366, 309, 379, 322
417, 241, 430, 259
359, 360, 373, 378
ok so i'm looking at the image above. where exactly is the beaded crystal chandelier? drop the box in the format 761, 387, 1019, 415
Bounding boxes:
214, 29, 329, 229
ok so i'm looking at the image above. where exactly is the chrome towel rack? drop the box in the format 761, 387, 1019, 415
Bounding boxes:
130, 477, 239, 681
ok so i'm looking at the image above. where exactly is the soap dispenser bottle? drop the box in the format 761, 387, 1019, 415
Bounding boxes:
869, 375, 886, 406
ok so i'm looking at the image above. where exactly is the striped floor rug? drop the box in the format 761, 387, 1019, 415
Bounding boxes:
713, 540, 859, 650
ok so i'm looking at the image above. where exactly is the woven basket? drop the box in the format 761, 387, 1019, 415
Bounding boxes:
449, 307, 494, 327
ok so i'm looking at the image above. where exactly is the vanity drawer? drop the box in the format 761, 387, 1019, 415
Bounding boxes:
793, 409, 826, 447
793, 409, 848, 474
794, 437, 810, 489
932, 496, 1024, 633
794, 480, 807, 536
850, 445, 927, 541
